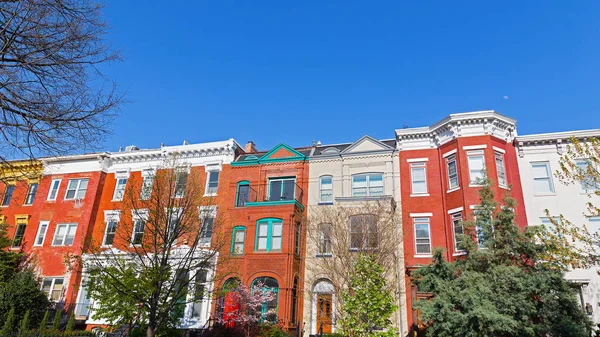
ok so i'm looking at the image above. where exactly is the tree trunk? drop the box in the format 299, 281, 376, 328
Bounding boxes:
146, 324, 155, 337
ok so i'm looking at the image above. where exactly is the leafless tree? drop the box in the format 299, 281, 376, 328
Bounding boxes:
0, 0, 122, 168
304, 199, 403, 328
81, 159, 228, 337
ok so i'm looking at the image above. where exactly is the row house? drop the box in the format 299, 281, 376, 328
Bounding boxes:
516, 130, 600, 323
395, 111, 528, 330
302, 136, 406, 336
215, 142, 310, 333
1, 154, 108, 311
74, 139, 240, 329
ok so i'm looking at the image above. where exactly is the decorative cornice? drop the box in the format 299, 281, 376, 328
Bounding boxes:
516, 129, 600, 145
0, 160, 43, 181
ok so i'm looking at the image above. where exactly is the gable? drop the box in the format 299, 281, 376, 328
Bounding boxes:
342, 136, 394, 154
269, 147, 297, 159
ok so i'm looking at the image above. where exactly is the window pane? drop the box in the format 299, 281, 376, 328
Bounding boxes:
282, 180, 295, 200
272, 223, 282, 236
353, 175, 367, 188
271, 237, 282, 250
321, 176, 332, 188
531, 163, 550, 178
533, 178, 553, 194
269, 180, 282, 201
49, 180, 60, 200
53, 225, 66, 245
64, 225, 77, 245
258, 223, 268, 236
258, 237, 267, 250
235, 231, 245, 242
36, 224, 48, 245
412, 167, 425, 181
369, 174, 383, 186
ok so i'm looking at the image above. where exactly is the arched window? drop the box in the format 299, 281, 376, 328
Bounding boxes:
236, 181, 251, 207
251, 277, 279, 322
313, 279, 334, 334
220, 278, 241, 324
231, 226, 246, 255
349, 214, 378, 250
319, 175, 333, 202
291, 277, 299, 324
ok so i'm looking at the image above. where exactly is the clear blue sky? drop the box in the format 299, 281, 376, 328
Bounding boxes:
100, 1, 600, 152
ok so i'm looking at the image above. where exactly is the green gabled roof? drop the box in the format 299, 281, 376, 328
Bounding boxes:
232, 143, 308, 166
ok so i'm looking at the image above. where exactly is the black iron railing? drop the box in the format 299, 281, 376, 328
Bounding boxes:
236, 182, 304, 206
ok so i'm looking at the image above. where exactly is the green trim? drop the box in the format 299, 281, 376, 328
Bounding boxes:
230, 226, 246, 255
254, 218, 283, 252
245, 200, 304, 210
232, 143, 307, 166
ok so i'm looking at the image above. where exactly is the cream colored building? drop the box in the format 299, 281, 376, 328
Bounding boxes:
302, 135, 407, 336
517, 130, 600, 324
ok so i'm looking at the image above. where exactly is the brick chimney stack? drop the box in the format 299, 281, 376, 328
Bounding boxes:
245, 141, 257, 154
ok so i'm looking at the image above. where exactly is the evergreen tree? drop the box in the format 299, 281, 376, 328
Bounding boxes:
52, 309, 62, 330
412, 180, 592, 337
39, 310, 49, 333
17, 310, 30, 337
338, 254, 397, 337
65, 314, 75, 332
1, 307, 15, 337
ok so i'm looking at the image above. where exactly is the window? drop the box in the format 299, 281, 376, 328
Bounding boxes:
540, 217, 561, 234
41, 277, 64, 301
414, 217, 431, 255
291, 278, 298, 323
2, 185, 14, 206
24, 183, 38, 205
410, 163, 427, 194
140, 170, 155, 200
12, 221, 27, 248
319, 176, 333, 202
65, 179, 89, 200
451, 213, 464, 252
47, 179, 61, 201
251, 277, 279, 322
103, 217, 118, 246
167, 209, 181, 243
206, 171, 220, 195
588, 217, 600, 251
467, 150, 485, 185
495, 152, 507, 187
34, 221, 49, 246
131, 215, 146, 245
351, 173, 384, 197
349, 214, 378, 250
268, 177, 296, 201
174, 170, 188, 198
199, 206, 217, 242
317, 223, 332, 255
446, 155, 459, 190
576, 159, 599, 193
236, 181, 251, 207
255, 218, 283, 252
474, 208, 492, 248
231, 226, 246, 255
112, 178, 127, 201
192, 270, 208, 318
531, 162, 554, 194
52, 223, 77, 246
295, 222, 301, 255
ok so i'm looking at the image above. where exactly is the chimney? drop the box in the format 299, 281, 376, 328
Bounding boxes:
245, 141, 257, 154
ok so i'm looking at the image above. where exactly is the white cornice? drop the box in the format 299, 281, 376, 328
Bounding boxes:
517, 129, 600, 144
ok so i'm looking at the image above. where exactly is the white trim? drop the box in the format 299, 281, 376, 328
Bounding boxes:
447, 187, 460, 193
442, 149, 457, 158
469, 205, 478, 209
51, 223, 78, 246
453, 252, 468, 257
319, 175, 334, 203
410, 193, 430, 197
410, 212, 433, 217
102, 211, 120, 247
492, 146, 505, 154
112, 177, 128, 201
407, 157, 429, 163
33, 220, 50, 247
204, 170, 220, 197
413, 254, 433, 258
413, 217, 432, 256
47, 179, 62, 201
447, 206, 464, 214
462, 144, 487, 150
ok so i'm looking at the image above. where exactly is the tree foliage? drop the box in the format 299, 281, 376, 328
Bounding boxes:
412, 181, 591, 337
338, 254, 397, 337
0, 0, 122, 165
82, 159, 226, 337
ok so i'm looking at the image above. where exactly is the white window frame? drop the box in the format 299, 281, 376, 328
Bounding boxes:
451, 212, 464, 252
319, 175, 333, 203
131, 209, 149, 246
446, 154, 459, 191
351, 173, 384, 197
47, 179, 61, 201
24, 182, 38, 205
414, 217, 432, 256
64, 178, 89, 200
34, 220, 50, 247
41, 277, 64, 301
531, 161, 555, 195
140, 169, 155, 200
410, 162, 428, 195
112, 171, 129, 201
199, 206, 217, 243
204, 168, 220, 196
467, 150, 486, 186
495, 152, 508, 188
102, 211, 120, 247
52, 223, 78, 246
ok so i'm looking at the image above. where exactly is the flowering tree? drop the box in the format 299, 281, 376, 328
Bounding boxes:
215, 281, 277, 337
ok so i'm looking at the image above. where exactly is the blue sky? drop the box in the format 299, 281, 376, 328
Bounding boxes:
100, 1, 600, 152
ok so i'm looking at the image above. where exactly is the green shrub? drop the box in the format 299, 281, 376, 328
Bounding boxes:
322, 334, 346, 337
259, 323, 289, 337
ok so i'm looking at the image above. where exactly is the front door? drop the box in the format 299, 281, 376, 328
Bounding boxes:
316, 294, 333, 334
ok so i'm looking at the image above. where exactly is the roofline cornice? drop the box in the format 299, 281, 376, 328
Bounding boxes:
517, 129, 600, 144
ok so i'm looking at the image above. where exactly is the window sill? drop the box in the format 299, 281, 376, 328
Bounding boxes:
499, 185, 510, 190
453, 252, 467, 256
22, 204, 33, 207
100, 245, 113, 248
254, 250, 282, 253
410, 193, 430, 197
316, 253, 333, 258
110, 200, 123, 203
469, 184, 484, 188
413, 254, 433, 258
32, 245, 42, 248
447, 187, 460, 193
533, 193, 556, 197
229, 253, 244, 257
203, 193, 218, 197
10, 247, 21, 251
0, 205, 8, 208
